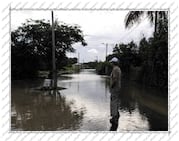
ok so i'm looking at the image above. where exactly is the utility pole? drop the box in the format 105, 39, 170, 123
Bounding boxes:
102, 43, 108, 62
51, 11, 57, 90
105, 43, 108, 74
78, 52, 80, 71
105, 43, 108, 61
78, 52, 80, 64
102, 43, 110, 75
96, 56, 98, 62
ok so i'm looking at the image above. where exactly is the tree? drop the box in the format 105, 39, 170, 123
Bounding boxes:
111, 41, 139, 73
125, 11, 168, 33
137, 18, 168, 88
67, 57, 78, 66
124, 11, 168, 89
11, 19, 87, 79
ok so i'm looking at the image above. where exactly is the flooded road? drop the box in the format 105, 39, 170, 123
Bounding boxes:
11, 69, 168, 131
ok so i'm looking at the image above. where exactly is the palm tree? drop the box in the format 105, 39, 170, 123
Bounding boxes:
125, 11, 168, 34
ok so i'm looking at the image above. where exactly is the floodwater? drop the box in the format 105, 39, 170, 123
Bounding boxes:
11, 69, 168, 131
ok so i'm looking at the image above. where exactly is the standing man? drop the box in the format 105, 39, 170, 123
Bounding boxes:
109, 57, 122, 131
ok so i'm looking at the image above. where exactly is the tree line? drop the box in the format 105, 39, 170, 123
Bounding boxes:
11, 19, 86, 79
97, 11, 168, 89
11, 11, 168, 90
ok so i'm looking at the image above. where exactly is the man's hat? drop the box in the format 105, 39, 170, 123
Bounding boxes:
109, 57, 119, 63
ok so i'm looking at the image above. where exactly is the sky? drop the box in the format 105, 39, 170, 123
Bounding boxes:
11, 10, 154, 63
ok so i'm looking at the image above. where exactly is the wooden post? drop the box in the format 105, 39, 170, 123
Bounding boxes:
51, 11, 57, 90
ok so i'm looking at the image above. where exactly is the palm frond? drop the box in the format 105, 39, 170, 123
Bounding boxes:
158, 11, 168, 20
125, 11, 144, 28
147, 11, 155, 24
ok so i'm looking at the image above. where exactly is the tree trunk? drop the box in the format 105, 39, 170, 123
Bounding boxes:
154, 11, 158, 34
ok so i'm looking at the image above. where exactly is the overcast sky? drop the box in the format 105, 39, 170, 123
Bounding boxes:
11, 10, 154, 63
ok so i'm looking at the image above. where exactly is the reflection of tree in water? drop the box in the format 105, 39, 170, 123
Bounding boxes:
11, 91, 84, 131
137, 103, 168, 131
118, 80, 168, 131
135, 93, 168, 131
119, 84, 136, 114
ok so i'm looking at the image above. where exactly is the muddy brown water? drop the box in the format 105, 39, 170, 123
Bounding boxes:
11, 69, 168, 131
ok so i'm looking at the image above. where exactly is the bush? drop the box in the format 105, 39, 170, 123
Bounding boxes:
96, 62, 112, 75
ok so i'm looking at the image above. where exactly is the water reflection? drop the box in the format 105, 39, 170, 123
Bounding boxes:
11, 69, 168, 131
117, 80, 168, 131
109, 91, 120, 131
11, 88, 84, 131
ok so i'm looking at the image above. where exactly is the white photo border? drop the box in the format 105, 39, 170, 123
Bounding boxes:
1, 1, 178, 141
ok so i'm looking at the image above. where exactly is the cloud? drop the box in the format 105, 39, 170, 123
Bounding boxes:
87, 49, 98, 54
